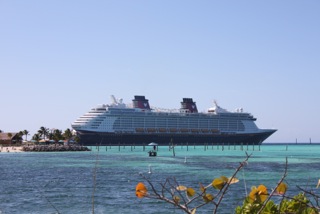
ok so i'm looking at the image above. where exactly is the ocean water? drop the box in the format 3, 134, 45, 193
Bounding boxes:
1, 144, 320, 214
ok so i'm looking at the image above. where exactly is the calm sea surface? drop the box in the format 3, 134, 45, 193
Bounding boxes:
1, 144, 320, 214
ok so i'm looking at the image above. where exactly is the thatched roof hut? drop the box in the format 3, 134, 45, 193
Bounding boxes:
0, 132, 21, 144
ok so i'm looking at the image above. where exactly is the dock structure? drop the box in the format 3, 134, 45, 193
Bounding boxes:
99, 141, 265, 153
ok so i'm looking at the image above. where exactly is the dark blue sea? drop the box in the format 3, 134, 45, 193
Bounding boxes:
1, 144, 320, 214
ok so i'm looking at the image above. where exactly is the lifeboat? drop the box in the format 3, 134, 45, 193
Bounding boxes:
135, 128, 145, 133
147, 128, 156, 132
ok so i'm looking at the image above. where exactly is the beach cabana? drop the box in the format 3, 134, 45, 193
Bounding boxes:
0, 132, 21, 145
148, 142, 158, 150
148, 142, 158, 156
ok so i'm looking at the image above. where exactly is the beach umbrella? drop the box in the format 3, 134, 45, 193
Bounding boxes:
148, 142, 158, 146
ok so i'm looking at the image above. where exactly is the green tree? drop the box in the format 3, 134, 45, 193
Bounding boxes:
23, 130, 30, 141
38, 126, 49, 140
52, 129, 63, 143
32, 133, 41, 142
48, 132, 53, 140
17, 131, 24, 144
63, 128, 73, 141
74, 135, 80, 144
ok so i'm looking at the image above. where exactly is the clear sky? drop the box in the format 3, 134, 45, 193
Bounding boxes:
1, 1, 319, 143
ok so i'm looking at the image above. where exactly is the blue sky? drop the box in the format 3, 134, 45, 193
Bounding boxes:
1, 1, 319, 143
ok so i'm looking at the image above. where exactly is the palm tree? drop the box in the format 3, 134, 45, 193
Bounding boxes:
23, 130, 30, 141
63, 128, 73, 141
48, 132, 54, 140
38, 126, 49, 140
52, 129, 63, 143
17, 131, 24, 144
32, 134, 41, 144
74, 135, 80, 144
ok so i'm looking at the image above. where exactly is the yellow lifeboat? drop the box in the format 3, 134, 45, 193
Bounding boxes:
147, 128, 156, 132
135, 128, 145, 133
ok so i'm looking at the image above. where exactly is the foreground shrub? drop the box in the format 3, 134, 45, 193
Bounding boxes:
135, 153, 320, 214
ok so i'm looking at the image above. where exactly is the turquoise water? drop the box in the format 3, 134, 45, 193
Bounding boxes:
1, 144, 320, 214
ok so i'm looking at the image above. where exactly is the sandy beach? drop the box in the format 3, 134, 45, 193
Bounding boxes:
0, 146, 24, 153
0, 145, 90, 152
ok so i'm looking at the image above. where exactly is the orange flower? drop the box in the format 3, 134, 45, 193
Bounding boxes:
136, 182, 147, 198
248, 185, 268, 203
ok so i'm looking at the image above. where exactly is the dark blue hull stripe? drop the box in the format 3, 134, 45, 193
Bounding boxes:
77, 131, 275, 146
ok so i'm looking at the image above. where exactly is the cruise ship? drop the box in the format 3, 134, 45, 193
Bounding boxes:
71, 95, 276, 146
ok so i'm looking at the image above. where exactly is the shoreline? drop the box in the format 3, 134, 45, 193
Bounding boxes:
0, 145, 90, 153
0, 146, 23, 153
